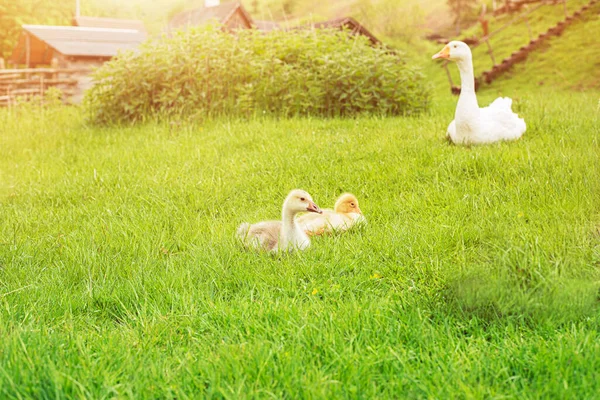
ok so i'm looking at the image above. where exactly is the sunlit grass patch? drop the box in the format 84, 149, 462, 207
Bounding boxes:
0, 91, 599, 397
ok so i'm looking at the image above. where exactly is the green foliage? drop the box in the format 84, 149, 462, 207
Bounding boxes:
249, 0, 324, 20
5, 87, 64, 110
281, 0, 298, 15
83, 26, 430, 125
0, 0, 73, 60
43, 87, 64, 107
1, 92, 600, 397
447, 0, 479, 34
353, 0, 426, 43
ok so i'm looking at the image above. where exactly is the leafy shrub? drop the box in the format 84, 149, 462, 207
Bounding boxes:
84, 25, 430, 124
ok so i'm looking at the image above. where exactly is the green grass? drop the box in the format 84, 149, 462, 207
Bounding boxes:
418, 1, 600, 100
0, 91, 599, 398
492, 1, 600, 91
471, 0, 591, 73
444, 0, 599, 91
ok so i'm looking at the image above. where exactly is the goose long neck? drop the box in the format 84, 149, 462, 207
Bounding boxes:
281, 207, 296, 233
456, 58, 478, 108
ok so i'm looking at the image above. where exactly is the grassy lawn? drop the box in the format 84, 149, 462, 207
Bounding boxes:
0, 90, 599, 398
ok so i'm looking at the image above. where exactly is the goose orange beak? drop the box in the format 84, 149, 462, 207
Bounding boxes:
432, 45, 450, 60
307, 202, 322, 214
355, 206, 363, 214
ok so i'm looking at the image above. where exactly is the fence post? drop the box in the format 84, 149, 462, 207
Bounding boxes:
0, 58, 5, 69
485, 38, 497, 65
443, 61, 454, 88
564, 0, 568, 17
25, 34, 31, 69
525, 16, 532, 41
40, 75, 45, 105
51, 58, 59, 81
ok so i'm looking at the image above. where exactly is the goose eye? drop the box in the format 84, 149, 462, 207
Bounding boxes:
300, 197, 305, 201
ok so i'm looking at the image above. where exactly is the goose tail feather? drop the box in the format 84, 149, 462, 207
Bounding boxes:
237, 223, 251, 241
489, 97, 513, 110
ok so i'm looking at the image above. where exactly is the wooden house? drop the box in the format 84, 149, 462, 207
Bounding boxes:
8, 24, 146, 103
11, 25, 146, 68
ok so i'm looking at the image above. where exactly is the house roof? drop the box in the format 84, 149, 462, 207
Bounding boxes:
168, 1, 253, 30
73, 16, 146, 32
304, 17, 380, 45
11, 25, 147, 66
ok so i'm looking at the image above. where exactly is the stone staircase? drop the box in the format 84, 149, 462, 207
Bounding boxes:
476, 0, 599, 87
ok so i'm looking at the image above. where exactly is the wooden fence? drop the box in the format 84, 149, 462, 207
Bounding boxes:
0, 67, 90, 107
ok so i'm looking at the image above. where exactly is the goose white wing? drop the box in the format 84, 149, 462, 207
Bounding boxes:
478, 97, 526, 143
237, 221, 281, 251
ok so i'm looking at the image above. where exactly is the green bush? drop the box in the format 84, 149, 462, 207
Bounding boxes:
84, 25, 431, 124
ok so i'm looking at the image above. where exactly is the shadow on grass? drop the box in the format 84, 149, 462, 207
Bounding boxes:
442, 265, 600, 326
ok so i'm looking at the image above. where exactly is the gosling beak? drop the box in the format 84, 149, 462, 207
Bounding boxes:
306, 201, 322, 214
432, 45, 450, 60
355, 206, 363, 215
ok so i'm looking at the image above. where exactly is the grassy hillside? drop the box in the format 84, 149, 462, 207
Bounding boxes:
1, 93, 599, 397
470, 0, 594, 75
423, 0, 600, 99
437, 0, 598, 90
492, 0, 600, 91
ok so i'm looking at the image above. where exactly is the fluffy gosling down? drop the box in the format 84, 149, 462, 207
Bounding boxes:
297, 193, 366, 236
237, 189, 323, 252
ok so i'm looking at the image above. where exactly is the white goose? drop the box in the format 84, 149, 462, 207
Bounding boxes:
237, 189, 322, 252
432, 41, 526, 145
